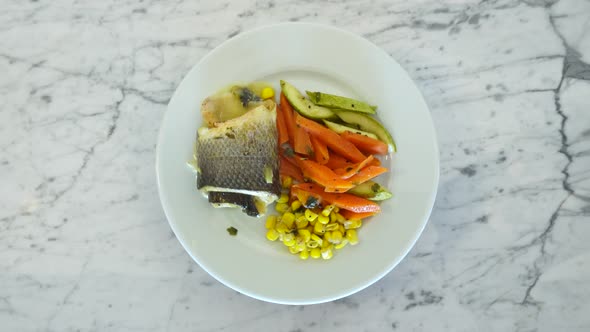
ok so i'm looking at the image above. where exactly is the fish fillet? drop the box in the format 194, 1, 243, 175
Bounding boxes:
207, 192, 266, 217
196, 102, 280, 212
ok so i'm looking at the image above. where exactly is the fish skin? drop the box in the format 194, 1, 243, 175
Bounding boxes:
208, 192, 265, 217
196, 103, 281, 204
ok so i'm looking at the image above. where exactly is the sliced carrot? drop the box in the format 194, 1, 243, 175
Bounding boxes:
279, 142, 295, 159
276, 104, 289, 145
341, 131, 389, 155
294, 113, 366, 163
348, 166, 388, 185
324, 187, 347, 193
280, 154, 297, 167
290, 186, 327, 209
325, 152, 354, 169
280, 169, 303, 183
280, 93, 296, 146
296, 157, 354, 191
294, 124, 314, 156
291, 183, 381, 213
280, 157, 304, 182
310, 135, 329, 165
369, 158, 381, 166
334, 155, 374, 179
339, 210, 378, 220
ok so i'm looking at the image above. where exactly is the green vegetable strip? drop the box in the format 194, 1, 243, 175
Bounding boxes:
306, 91, 377, 114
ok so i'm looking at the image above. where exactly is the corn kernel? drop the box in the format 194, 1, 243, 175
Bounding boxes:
295, 235, 306, 249
354, 219, 362, 228
295, 216, 308, 229
336, 213, 345, 223
289, 245, 300, 254
325, 223, 339, 231
311, 234, 323, 246
307, 241, 319, 248
276, 203, 289, 213
318, 214, 329, 225
298, 229, 311, 243
335, 239, 348, 249
333, 207, 339, 212
310, 248, 321, 259
321, 238, 331, 248
346, 229, 358, 245
297, 243, 307, 252
265, 215, 277, 229
305, 209, 318, 222
276, 222, 289, 234
266, 229, 280, 241
277, 193, 289, 203
339, 224, 345, 235
331, 230, 343, 244
344, 219, 362, 229
330, 211, 338, 223
324, 231, 332, 243
321, 205, 335, 216
321, 245, 333, 260
307, 225, 314, 233
334, 238, 348, 250
283, 233, 295, 247
282, 176, 292, 189
313, 222, 325, 234
291, 200, 302, 211
282, 212, 295, 228
299, 248, 309, 260
355, 219, 362, 228
261, 87, 275, 100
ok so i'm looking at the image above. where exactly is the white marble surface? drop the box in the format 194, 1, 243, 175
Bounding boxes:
1, 0, 590, 331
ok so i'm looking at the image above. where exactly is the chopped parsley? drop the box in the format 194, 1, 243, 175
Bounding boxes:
227, 227, 238, 236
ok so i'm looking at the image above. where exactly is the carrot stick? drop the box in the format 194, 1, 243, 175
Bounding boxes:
290, 186, 327, 209
334, 155, 374, 179
296, 157, 354, 191
310, 135, 329, 165
369, 158, 381, 167
294, 123, 314, 156
325, 152, 353, 169
348, 166, 388, 185
280, 157, 304, 182
280, 93, 296, 146
291, 188, 316, 207
280, 168, 303, 183
280, 154, 297, 167
341, 131, 389, 155
291, 183, 381, 213
324, 187, 347, 193
279, 142, 295, 159
276, 104, 289, 146
294, 113, 366, 163
339, 210, 378, 220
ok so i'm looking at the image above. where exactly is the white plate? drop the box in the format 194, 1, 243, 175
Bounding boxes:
156, 23, 439, 305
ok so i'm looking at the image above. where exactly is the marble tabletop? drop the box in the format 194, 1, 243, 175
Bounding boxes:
2, 0, 590, 331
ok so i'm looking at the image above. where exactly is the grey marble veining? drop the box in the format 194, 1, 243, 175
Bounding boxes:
1, 0, 589, 331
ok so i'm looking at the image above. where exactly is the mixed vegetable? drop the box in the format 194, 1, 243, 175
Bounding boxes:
265, 80, 395, 260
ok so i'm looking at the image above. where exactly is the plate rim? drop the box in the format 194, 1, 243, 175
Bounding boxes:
156, 22, 440, 305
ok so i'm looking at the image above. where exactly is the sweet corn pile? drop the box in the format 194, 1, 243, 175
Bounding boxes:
265, 176, 362, 260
